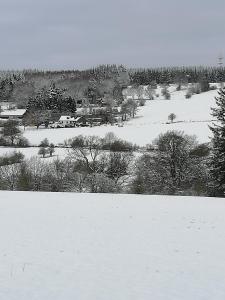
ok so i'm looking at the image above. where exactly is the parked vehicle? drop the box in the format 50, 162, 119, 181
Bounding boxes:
76, 122, 89, 127
50, 122, 64, 129
65, 123, 75, 128
92, 122, 101, 126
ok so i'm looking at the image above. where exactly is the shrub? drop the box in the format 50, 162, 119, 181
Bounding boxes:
139, 99, 146, 106
176, 84, 181, 91
17, 103, 26, 109
210, 85, 217, 90
199, 79, 210, 92
189, 83, 201, 94
38, 147, 48, 158
48, 143, 55, 157
165, 92, 171, 100
185, 92, 192, 99
109, 139, 134, 152
0, 151, 24, 166
70, 135, 85, 148
0, 136, 8, 146
39, 138, 49, 148
189, 143, 210, 157
162, 87, 171, 100
17, 137, 30, 147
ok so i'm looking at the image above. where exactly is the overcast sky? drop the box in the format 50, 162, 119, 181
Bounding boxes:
0, 0, 224, 70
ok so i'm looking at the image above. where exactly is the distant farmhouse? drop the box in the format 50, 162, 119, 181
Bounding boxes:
0, 109, 27, 122
0, 95, 124, 128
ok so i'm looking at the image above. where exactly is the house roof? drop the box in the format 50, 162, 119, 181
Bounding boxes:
59, 116, 75, 121
0, 109, 26, 117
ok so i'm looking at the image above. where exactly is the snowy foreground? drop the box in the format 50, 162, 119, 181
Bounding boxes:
0, 191, 225, 300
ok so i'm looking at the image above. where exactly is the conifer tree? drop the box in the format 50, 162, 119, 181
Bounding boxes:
209, 88, 225, 196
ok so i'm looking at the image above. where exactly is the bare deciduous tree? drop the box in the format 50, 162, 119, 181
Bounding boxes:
168, 113, 176, 123
69, 135, 103, 173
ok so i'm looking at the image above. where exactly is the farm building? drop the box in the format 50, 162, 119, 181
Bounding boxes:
58, 116, 76, 127
0, 109, 27, 123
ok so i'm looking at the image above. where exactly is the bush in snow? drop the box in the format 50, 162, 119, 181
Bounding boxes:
0, 151, 24, 166
48, 143, 55, 157
38, 147, 48, 158
139, 99, 146, 106
185, 92, 192, 99
17, 137, 30, 147
39, 138, 49, 148
161, 87, 171, 100
209, 85, 217, 90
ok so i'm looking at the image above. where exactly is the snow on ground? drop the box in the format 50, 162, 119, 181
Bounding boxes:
22, 121, 212, 147
0, 191, 225, 300
131, 89, 217, 124
22, 88, 218, 146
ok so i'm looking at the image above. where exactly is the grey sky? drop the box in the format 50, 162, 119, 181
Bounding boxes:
0, 0, 224, 70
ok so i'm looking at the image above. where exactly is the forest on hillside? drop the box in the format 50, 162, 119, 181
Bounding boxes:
1, 65, 225, 107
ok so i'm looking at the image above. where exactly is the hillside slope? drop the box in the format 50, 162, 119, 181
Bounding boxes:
0, 191, 225, 300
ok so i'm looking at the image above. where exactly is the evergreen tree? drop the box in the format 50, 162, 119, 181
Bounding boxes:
209, 88, 225, 196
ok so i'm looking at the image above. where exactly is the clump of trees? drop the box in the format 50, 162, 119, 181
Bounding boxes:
0, 120, 29, 147
27, 84, 77, 113
145, 81, 157, 100
132, 131, 209, 196
161, 86, 171, 100
0, 130, 212, 196
121, 99, 138, 120
38, 139, 55, 158
0, 151, 24, 166
0, 133, 136, 192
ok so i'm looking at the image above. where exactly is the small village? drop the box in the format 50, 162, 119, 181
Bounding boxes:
0, 89, 139, 129
0, 104, 124, 129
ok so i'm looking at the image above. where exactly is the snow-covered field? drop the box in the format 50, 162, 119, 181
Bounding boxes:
0, 86, 219, 160
22, 87, 218, 147
0, 191, 225, 300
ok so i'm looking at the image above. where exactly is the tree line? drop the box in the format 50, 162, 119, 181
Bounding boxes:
129, 66, 225, 85
0, 65, 129, 104
2, 65, 224, 106
0, 131, 212, 196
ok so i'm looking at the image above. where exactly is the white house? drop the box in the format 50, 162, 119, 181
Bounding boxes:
58, 116, 76, 127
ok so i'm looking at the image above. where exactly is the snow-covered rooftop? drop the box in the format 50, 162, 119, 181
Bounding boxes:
0, 109, 26, 116
59, 116, 75, 121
